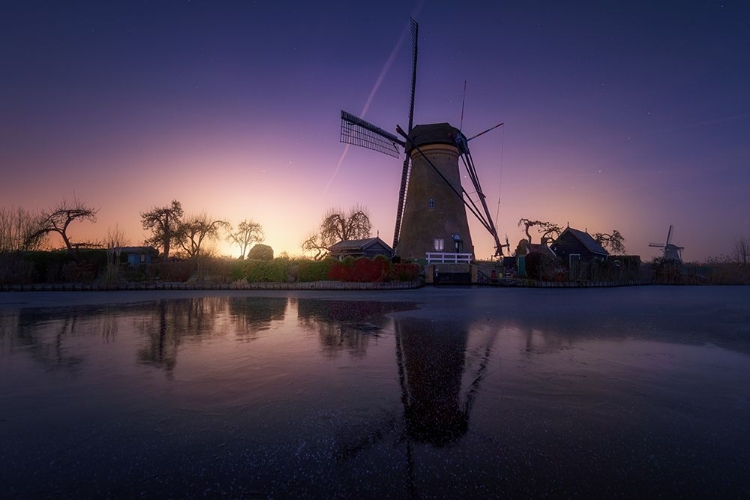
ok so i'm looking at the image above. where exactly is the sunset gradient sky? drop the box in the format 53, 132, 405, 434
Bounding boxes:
2, 1, 749, 261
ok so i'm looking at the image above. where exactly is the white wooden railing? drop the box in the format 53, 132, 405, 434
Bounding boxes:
426, 252, 472, 264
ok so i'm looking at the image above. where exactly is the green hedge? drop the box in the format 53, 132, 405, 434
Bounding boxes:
230, 258, 290, 282
297, 259, 334, 282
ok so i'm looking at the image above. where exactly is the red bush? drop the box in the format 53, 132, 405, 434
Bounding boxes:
327, 257, 392, 282
326, 257, 422, 282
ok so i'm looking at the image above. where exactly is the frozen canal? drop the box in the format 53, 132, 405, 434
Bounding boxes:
1, 286, 749, 498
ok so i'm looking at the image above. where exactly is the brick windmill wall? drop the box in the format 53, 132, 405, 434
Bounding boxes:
396, 123, 474, 260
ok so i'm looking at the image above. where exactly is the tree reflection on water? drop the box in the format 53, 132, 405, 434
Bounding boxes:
1, 290, 750, 498
4, 307, 122, 373
298, 299, 414, 359
136, 297, 289, 373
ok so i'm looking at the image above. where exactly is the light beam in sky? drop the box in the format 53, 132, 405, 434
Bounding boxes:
323, 21, 412, 196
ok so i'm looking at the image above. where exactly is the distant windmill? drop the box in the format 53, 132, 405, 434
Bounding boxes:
499, 234, 510, 254
649, 224, 684, 261
339, 18, 504, 260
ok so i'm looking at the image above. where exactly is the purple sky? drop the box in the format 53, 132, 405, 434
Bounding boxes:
1, 1, 749, 261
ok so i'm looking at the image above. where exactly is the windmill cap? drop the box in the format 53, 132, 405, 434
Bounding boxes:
406, 123, 465, 153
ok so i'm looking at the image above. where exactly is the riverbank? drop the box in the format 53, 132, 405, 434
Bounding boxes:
0, 278, 653, 293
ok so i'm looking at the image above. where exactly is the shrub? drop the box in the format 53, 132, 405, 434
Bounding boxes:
298, 258, 334, 282
525, 252, 558, 280
651, 257, 682, 284
327, 256, 391, 282
698, 261, 750, 284
0, 252, 27, 285
23, 251, 74, 283
326, 257, 353, 281
230, 258, 289, 282
247, 244, 274, 261
354, 256, 390, 282
152, 260, 193, 282
194, 257, 234, 282
392, 262, 420, 281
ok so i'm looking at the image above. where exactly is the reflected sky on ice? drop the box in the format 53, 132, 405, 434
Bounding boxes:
1, 287, 749, 498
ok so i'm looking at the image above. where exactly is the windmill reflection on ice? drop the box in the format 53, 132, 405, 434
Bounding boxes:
340, 18, 505, 260
333, 313, 498, 492
394, 317, 496, 446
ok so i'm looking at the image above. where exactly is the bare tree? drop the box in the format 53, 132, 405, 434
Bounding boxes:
105, 225, 130, 282
141, 200, 183, 259
106, 224, 129, 250
25, 197, 99, 253
593, 230, 626, 255
302, 206, 372, 260
176, 213, 229, 259
517, 218, 562, 245
0, 205, 47, 251
320, 206, 372, 246
733, 236, 750, 265
228, 219, 265, 259
302, 233, 329, 261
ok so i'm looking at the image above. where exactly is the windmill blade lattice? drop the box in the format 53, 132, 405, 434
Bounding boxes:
340, 111, 404, 158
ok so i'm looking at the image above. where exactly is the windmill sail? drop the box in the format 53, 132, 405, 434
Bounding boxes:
340, 110, 404, 158
392, 18, 419, 252
458, 144, 503, 256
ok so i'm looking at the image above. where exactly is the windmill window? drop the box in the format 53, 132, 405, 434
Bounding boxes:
434, 238, 445, 251
428, 198, 435, 209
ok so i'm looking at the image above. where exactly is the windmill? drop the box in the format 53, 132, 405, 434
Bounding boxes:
339, 18, 504, 260
649, 224, 684, 261
499, 234, 510, 254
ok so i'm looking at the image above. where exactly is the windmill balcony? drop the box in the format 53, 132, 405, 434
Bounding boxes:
426, 252, 473, 264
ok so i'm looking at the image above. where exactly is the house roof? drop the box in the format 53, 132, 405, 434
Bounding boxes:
557, 228, 609, 256
328, 237, 393, 253
528, 243, 556, 257
119, 246, 157, 253
517, 240, 556, 257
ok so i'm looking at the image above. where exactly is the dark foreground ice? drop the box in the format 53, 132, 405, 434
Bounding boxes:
1, 286, 749, 498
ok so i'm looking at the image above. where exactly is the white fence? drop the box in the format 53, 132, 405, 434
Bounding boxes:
426, 252, 472, 264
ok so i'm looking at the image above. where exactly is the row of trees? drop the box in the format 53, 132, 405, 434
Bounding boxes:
12, 199, 748, 266
0, 205, 46, 252
0, 198, 100, 253
139, 200, 266, 259
0, 203, 632, 262
1, 197, 372, 262
0, 198, 267, 260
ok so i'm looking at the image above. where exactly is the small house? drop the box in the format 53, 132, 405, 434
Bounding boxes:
515, 239, 556, 258
550, 227, 608, 265
328, 237, 393, 260
120, 246, 158, 267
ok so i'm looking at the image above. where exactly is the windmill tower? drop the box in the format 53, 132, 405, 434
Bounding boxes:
649, 224, 685, 261
339, 18, 503, 261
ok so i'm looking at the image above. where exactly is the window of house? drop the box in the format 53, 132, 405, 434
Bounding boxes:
140, 254, 146, 263
428, 198, 435, 209
434, 238, 444, 251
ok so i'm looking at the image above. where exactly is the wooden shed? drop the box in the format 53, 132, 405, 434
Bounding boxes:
328, 237, 393, 260
550, 227, 608, 265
